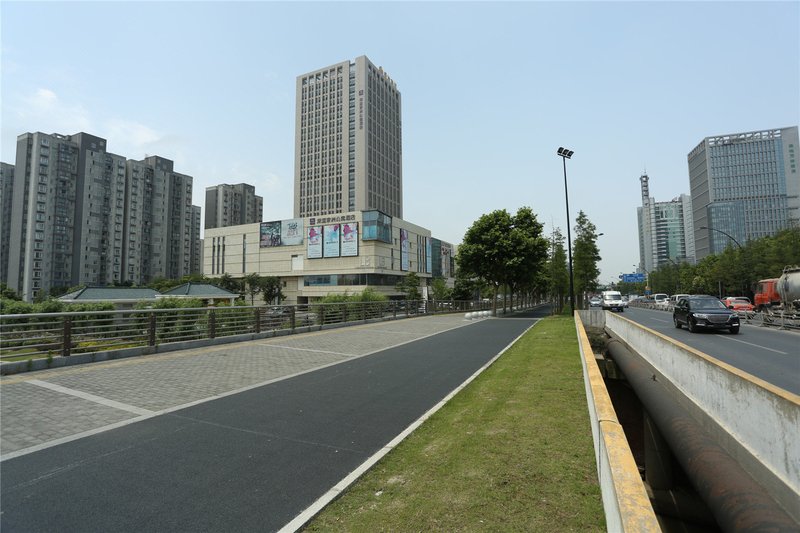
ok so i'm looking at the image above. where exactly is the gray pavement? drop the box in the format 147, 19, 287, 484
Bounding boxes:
1, 311, 544, 532
1, 313, 485, 457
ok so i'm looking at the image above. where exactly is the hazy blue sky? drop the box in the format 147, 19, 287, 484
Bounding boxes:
2, 1, 798, 284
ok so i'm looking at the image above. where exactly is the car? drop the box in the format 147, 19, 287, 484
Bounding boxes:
267, 306, 292, 317
667, 293, 690, 310
601, 290, 625, 312
673, 295, 740, 334
722, 297, 755, 312
589, 297, 602, 307
653, 293, 669, 309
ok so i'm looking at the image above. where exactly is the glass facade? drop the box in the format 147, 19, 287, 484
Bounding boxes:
361, 210, 392, 243
304, 273, 403, 287
689, 127, 799, 258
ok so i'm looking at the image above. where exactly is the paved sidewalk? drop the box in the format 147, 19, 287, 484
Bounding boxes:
1, 314, 474, 458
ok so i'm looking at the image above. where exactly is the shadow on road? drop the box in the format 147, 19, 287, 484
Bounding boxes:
499, 305, 553, 319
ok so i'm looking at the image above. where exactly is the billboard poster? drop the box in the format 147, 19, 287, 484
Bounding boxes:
281, 218, 304, 246
260, 221, 282, 247
307, 226, 323, 259
400, 228, 409, 271
426, 238, 432, 274
323, 224, 341, 258
442, 243, 452, 277
341, 222, 359, 257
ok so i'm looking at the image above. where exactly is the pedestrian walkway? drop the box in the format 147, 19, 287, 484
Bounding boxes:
0, 313, 474, 459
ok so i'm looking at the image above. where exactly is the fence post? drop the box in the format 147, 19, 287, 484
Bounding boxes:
148, 313, 157, 346
254, 308, 261, 334
208, 309, 216, 339
63, 317, 72, 357
290, 307, 296, 331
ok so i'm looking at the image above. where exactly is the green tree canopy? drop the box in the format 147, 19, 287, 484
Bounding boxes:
572, 211, 601, 307
457, 207, 548, 307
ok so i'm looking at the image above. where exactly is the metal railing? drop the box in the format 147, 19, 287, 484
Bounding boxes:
627, 300, 800, 330
0, 300, 495, 363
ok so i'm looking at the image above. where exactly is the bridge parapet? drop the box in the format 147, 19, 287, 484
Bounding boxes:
604, 312, 800, 524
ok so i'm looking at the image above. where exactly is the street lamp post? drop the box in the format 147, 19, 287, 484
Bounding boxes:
557, 147, 575, 315
700, 226, 743, 250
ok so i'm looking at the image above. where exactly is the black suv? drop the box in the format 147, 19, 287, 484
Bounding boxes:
673, 295, 740, 334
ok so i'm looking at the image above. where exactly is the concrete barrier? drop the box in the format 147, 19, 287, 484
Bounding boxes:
574, 312, 659, 531
605, 312, 800, 523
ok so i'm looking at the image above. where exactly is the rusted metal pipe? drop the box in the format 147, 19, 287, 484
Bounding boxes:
606, 338, 798, 532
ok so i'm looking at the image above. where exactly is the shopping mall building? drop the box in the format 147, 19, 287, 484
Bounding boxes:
203, 210, 455, 305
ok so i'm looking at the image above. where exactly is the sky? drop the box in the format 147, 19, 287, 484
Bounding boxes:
2, 1, 798, 285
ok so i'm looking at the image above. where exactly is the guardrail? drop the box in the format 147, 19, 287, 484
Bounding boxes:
0, 300, 493, 371
574, 311, 660, 531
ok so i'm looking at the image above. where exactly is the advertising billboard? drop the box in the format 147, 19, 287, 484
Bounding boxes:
260, 221, 282, 247
400, 228, 409, 271
281, 218, 304, 246
442, 243, 452, 278
341, 222, 358, 257
307, 226, 323, 259
261, 219, 304, 247
323, 224, 341, 258
426, 238, 432, 274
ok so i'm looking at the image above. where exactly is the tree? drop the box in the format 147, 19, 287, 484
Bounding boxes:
214, 273, 242, 295
451, 270, 482, 301
572, 211, 601, 309
546, 228, 569, 313
457, 207, 548, 312
396, 272, 422, 301
0, 283, 21, 301
430, 277, 451, 301
260, 276, 284, 305
242, 273, 262, 305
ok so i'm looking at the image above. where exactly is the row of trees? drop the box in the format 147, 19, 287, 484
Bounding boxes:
456, 207, 603, 313
617, 227, 800, 298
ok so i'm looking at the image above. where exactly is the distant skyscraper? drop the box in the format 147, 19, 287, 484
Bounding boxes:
637, 173, 695, 274
688, 126, 799, 259
204, 183, 263, 229
0, 162, 14, 286
5, 132, 201, 301
294, 55, 402, 219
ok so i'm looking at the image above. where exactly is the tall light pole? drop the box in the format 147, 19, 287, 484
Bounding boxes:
700, 226, 743, 249
557, 147, 575, 315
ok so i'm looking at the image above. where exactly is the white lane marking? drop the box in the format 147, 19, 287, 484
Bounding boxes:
650, 317, 669, 323
277, 320, 541, 533
715, 335, 788, 355
27, 380, 154, 416
1, 317, 483, 462
257, 344, 356, 357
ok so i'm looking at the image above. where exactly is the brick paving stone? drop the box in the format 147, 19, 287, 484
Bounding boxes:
0, 314, 473, 457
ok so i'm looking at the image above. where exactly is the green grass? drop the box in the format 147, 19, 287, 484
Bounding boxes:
305, 316, 604, 532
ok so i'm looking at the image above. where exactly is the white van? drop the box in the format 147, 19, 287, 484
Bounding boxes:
601, 290, 625, 312
653, 293, 669, 309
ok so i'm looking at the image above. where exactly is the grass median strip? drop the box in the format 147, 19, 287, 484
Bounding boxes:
304, 316, 604, 531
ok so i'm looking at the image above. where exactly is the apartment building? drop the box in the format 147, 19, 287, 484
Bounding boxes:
0, 162, 14, 285
5, 132, 202, 301
205, 183, 263, 229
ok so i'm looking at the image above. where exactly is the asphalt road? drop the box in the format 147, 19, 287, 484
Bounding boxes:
1, 313, 543, 532
621, 306, 800, 395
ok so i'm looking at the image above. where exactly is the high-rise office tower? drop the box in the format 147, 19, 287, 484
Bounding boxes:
688, 126, 799, 259
205, 183, 263, 229
294, 55, 402, 219
637, 174, 695, 274
0, 162, 14, 286
6, 132, 202, 301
